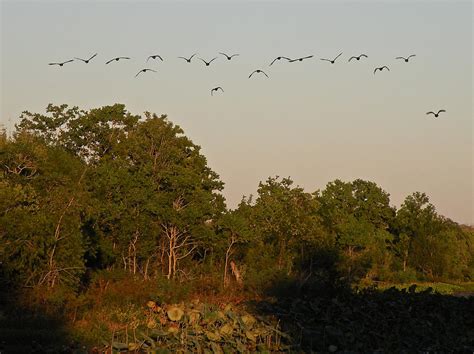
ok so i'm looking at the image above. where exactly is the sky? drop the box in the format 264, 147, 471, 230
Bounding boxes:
1, 0, 473, 224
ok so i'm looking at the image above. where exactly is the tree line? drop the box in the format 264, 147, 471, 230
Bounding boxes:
1, 104, 472, 298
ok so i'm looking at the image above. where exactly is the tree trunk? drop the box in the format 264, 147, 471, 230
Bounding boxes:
230, 261, 243, 286
223, 234, 236, 287
46, 196, 75, 287
144, 257, 150, 280
163, 222, 196, 280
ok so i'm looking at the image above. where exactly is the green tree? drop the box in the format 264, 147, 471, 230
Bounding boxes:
217, 208, 252, 287
392, 192, 472, 279
317, 179, 395, 280
16, 104, 226, 282
0, 132, 89, 289
240, 177, 324, 288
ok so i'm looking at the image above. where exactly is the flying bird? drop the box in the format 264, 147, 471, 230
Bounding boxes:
269, 56, 292, 66
289, 55, 314, 62
74, 53, 97, 64
147, 54, 163, 62
373, 66, 390, 74
219, 52, 239, 60
249, 69, 269, 78
178, 54, 197, 63
396, 54, 416, 62
426, 109, 446, 118
348, 54, 368, 62
135, 68, 157, 77
48, 59, 74, 66
106, 57, 130, 64
211, 87, 224, 96
320, 52, 343, 64
199, 57, 218, 66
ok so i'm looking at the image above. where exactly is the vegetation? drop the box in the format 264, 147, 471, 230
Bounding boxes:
1, 104, 473, 352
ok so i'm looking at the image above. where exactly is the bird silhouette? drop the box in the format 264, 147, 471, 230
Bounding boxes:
289, 55, 314, 62
74, 53, 97, 64
147, 54, 163, 62
211, 87, 224, 96
396, 54, 416, 62
199, 57, 218, 66
348, 54, 368, 62
178, 54, 197, 63
135, 68, 157, 77
426, 109, 446, 118
249, 69, 269, 78
106, 57, 130, 64
48, 59, 74, 66
219, 52, 239, 60
269, 56, 292, 66
320, 52, 343, 64
373, 66, 390, 74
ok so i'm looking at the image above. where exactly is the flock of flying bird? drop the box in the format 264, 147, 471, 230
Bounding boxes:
49, 51, 446, 117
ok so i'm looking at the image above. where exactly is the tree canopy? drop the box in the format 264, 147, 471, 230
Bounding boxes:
1, 104, 472, 297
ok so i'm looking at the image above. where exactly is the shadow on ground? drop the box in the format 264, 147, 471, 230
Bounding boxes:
0, 275, 84, 353
251, 278, 474, 353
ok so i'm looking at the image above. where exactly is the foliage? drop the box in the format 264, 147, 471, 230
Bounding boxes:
80, 299, 290, 353
1, 103, 473, 352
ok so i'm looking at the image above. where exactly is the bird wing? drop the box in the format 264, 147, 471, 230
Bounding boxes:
209, 57, 218, 63
199, 58, 207, 64
426, 112, 435, 115
262, 71, 269, 78
360, 54, 368, 58
211, 89, 214, 96
119, 57, 130, 60
88, 53, 98, 61
269, 58, 278, 66
408, 54, 416, 59
333, 52, 343, 61
48, 62, 59, 65
135, 70, 144, 77
229, 54, 239, 58
74, 57, 87, 62
320, 58, 331, 62
249, 70, 257, 78
219, 52, 229, 58
218, 87, 224, 92
373, 68, 379, 74
382, 66, 390, 71
189, 53, 197, 60
105, 58, 117, 64
395, 57, 405, 60
147, 56, 153, 62
157, 55, 163, 61
438, 109, 446, 114
62, 60, 74, 64
301, 55, 313, 60
348, 56, 356, 62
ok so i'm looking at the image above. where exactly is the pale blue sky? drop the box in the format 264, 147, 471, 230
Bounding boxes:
1, 1, 472, 223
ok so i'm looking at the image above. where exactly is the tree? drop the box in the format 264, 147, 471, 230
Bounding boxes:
392, 192, 473, 279
241, 177, 324, 283
317, 179, 395, 279
17, 103, 140, 162
0, 132, 89, 289
217, 208, 252, 287
129, 114, 225, 279
15, 105, 226, 282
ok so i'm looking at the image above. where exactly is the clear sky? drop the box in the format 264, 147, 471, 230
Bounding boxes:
1, 1, 472, 224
